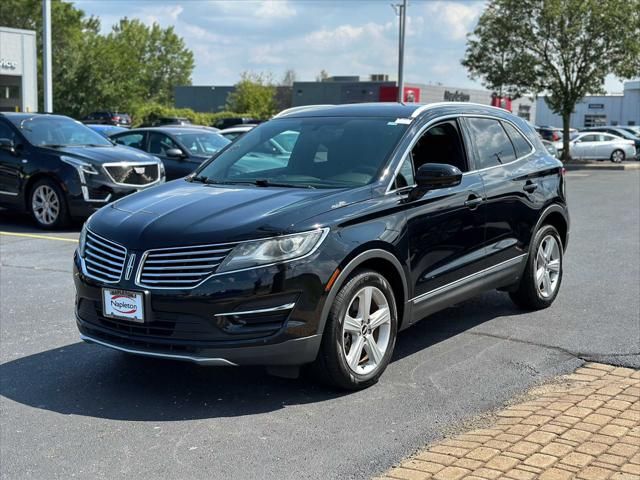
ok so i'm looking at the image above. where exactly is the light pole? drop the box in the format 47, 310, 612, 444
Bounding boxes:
392, 0, 407, 102
43, 0, 53, 112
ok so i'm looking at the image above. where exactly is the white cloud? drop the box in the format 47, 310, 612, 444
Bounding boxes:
425, 1, 485, 40
255, 0, 296, 20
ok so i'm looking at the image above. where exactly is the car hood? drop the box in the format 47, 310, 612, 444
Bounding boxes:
42, 145, 157, 164
89, 180, 370, 249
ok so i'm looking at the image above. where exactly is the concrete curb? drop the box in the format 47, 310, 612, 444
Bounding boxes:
564, 162, 640, 171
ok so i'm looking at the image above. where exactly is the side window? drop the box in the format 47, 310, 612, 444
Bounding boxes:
114, 132, 145, 150
394, 157, 415, 189
502, 122, 532, 158
410, 119, 468, 173
580, 134, 598, 142
148, 132, 179, 155
466, 118, 516, 169
0, 122, 16, 142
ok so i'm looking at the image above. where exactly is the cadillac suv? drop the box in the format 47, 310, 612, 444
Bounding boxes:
73, 103, 569, 389
0, 113, 164, 228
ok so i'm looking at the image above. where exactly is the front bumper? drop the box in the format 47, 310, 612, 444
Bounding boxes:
73, 245, 335, 366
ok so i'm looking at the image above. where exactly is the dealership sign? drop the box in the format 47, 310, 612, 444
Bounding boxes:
444, 90, 470, 102
0, 59, 17, 70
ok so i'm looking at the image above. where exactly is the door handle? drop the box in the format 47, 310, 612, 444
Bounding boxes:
464, 194, 483, 210
523, 181, 538, 193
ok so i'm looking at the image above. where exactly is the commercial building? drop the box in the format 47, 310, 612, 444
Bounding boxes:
174, 74, 536, 121
535, 81, 640, 128
0, 26, 37, 113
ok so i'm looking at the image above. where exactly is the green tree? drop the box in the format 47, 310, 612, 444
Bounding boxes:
226, 72, 277, 119
462, 0, 640, 161
0, 1, 194, 117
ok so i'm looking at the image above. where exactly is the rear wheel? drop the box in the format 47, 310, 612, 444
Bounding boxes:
509, 225, 563, 310
313, 269, 397, 390
29, 178, 70, 229
610, 149, 625, 163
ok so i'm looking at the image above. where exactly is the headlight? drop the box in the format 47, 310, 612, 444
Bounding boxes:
217, 228, 329, 273
61, 155, 99, 178
154, 156, 166, 180
78, 223, 88, 257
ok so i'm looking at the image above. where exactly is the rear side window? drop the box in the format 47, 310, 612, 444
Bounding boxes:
502, 122, 532, 158
466, 118, 516, 169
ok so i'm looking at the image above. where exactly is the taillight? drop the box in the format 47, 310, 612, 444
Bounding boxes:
112, 116, 120, 122
561, 167, 566, 176
552, 132, 560, 141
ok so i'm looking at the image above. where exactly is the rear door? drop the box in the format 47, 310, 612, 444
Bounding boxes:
0, 120, 21, 197
463, 117, 540, 268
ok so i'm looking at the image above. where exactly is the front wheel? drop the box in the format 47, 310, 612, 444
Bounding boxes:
313, 270, 398, 390
610, 149, 625, 163
29, 178, 70, 229
509, 225, 563, 310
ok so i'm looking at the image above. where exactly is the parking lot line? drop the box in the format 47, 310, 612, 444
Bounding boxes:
0, 231, 78, 243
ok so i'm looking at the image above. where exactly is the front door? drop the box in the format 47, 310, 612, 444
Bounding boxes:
404, 119, 487, 319
147, 132, 192, 180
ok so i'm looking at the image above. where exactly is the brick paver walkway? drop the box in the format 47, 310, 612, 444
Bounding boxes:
378, 363, 639, 480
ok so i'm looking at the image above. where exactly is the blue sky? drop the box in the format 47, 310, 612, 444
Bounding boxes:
74, 0, 624, 92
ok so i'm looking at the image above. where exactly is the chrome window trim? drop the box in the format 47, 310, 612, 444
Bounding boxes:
102, 161, 163, 188
80, 333, 238, 366
410, 254, 527, 305
213, 302, 296, 317
134, 228, 330, 290
80, 229, 127, 284
385, 113, 536, 195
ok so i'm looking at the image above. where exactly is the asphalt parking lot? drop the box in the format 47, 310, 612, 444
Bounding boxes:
1, 170, 638, 480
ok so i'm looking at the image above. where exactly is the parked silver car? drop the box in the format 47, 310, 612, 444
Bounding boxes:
554, 132, 637, 162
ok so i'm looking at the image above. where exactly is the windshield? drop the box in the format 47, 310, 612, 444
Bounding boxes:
194, 117, 408, 189
19, 116, 112, 147
174, 131, 230, 156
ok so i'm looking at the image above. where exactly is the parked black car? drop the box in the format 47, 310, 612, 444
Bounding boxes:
111, 127, 230, 180
82, 111, 132, 127
0, 113, 164, 228
74, 103, 569, 389
214, 117, 262, 129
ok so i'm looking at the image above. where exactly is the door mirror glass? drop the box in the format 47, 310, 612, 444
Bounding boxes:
166, 148, 184, 158
415, 163, 463, 190
0, 138, 16, 153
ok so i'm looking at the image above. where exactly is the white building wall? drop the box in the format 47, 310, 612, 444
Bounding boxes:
535, 81, 640, 128
0, 26, 38, 112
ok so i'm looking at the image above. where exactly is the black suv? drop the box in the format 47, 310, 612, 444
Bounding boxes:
82, 111, 132, 127
0, 113, 164, 228
74, 103, 569, 389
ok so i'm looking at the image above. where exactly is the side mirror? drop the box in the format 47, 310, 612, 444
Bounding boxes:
573, 139, 581, 143
166, 148, 185, 159
0, 138, 16, 154
410, 163, 462, 200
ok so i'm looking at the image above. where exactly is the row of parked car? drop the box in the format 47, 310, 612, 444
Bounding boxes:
535, 124, 640, 162
0, 111, 262, 228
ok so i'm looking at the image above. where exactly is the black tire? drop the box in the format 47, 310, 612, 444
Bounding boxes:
312, 269, 398, 390
29, 178, 70, 229
610, 149, 625, 163
509, 225, 563, 310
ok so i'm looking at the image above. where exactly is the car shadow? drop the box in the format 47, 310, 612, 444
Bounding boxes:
0, 291, 520, 421
0, 208, 83, 234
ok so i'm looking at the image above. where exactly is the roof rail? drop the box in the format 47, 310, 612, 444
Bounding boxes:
410, 101, 514, 118
273, 104, 335, 119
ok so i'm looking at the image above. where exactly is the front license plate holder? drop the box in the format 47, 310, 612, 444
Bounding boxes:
102, 288, 145, 323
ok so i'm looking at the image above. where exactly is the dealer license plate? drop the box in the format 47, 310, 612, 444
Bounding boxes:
102, 288, 144, 323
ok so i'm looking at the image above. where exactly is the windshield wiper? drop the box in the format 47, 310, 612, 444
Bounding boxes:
253, 179, 314, 189
42, 144, 66, 148
190, 175, 211, 183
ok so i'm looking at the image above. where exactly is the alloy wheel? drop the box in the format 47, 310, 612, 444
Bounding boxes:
611, 150, 624, 163
535, 235, 561, 298
32, 185, 60, 226
342, 285, 391, 375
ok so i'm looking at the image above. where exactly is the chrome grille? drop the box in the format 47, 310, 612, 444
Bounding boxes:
103, 163, 160, 186
137, 243, 236, 288
84, 231, 127, 282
